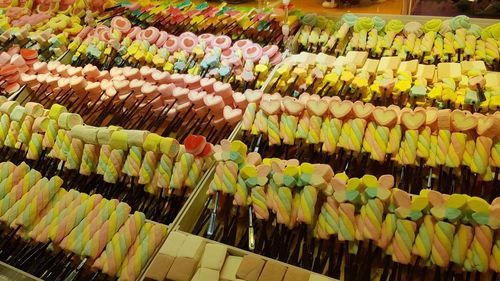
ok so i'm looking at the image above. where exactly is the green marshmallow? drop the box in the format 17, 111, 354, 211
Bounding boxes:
410, 85, 427, 98
143, 133, 161, 152
465, 89, 479, 105
423, 19, 442, 33
48, 104, 68, 120
110, 130, 128, 150
9, 105, 26, 122
0, 101, 19, 115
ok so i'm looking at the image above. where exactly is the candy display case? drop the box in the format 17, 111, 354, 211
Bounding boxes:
0, 0, 500, 280
138, 11, 500, 281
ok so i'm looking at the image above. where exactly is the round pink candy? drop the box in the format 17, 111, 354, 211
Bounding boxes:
110, 16, 131, 34
234, 39, 252, 50
155, 31, 169, 47
221, 48, 234, 61
270, 52, 283, 66
179, 32, 197, 40
198, 33, 214, 46
242, 43, 263, 62
164, 36, 179, 53
180, 36, 198, 53
141, 27, 160, 44
126, 26, 141, 39
212, 35, 231, 50
262, 45, 279, 58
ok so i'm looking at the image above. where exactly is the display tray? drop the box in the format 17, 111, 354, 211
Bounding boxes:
140, 229, 339, 281
0, 261, 43, 281
302, 12, 498, 27
162, 117, 343, 280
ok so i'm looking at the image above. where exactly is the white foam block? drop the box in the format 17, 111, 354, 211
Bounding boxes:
220, 256, 243, 281
200, 243, 228, 271
159, 231, 187, 257
177, 234, 206, 261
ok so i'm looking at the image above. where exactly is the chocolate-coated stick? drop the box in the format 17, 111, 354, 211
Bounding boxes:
0, 226, 21, 254
117, 94, 148, 122
193, 110, 213, 134
123, 94, 160, 128
212, 124, 231, 143
148, 99, 177, 131
82, 91, 106, 116
206, 127, 218, 142
53, 256, 77, 281
96, 6, 127, 23
30, 84, 53, 103
92, 93, 119, 125
138, 108, 161, 130
19, 86, 39, 104
317, 82, 331, 97
66, 93, 88, 112
58, 89, 78, 106
199, 115, 215, 136
161, 111, 180, 136
130, 105, 155, 129
426, 167, 433, 189
171, 104, 195, 133
38, 251, 69, 278
398, 166, 405, 189
267, 74, 282, 93
176, 109, 200, 138
108, 92, 137, 124
9, 242, 35, 266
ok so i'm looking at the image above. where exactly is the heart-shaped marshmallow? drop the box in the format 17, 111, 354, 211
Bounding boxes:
401, 110, 426, 130
184, 135, 207, 155
329, 100, 353, 119
353, 101, 374, 119
260, 100, 281, 115
282, 97, 304, 116
373, 107, 398, 127
223, 106, 242, 124
244, 89, 263, 104
306, 99, 328, 116
451, 110, 477, 131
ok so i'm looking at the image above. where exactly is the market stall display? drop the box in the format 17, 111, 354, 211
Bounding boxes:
0, 1, 498, 280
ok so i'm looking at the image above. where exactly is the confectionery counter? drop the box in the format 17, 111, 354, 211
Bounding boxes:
0, 2, 499, 280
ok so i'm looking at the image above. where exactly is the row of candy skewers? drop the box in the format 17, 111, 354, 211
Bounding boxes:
0, 10, 99, 60
296, 14, 500, 70
267, 52, 498, 112
0, 0, 107, 16
2, 0, 500, 73
16, 61, 246, 143
194, 139, 500, 281
0, 47, 39, 95
0, 161, 167, 281
95, 0, 298, 47
0, 0, 295, 63
4, 58, 500, 198
237, 91, 500, 197
66, 16, 284, 90
0, 99, 214, 223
